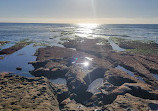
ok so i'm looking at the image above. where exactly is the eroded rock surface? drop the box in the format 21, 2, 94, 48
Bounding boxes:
104, 93, 158, 111
29, 38, 158, 110
0, 75, 60, 111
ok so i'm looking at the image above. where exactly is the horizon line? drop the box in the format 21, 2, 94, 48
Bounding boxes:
0, 18, 158, 24
0, 21, 158, 25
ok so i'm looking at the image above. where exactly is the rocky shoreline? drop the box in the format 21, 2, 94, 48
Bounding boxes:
0, 37, 158, 110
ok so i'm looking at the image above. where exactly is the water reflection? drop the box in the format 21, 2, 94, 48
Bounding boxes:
82, 61, 90, 67
71, 56, 93, 68
116, 65, 145, 83
49, 78, 67, 85
75, 24, 98, 38
87, 78, 104, 94
0, 44, 41, 77
108, 39, 125, 52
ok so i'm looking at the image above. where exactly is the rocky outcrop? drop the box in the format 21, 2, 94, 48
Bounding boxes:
29, 38, 158, 110
51, 84, 69, 104
63, 38, 112, 58
108, 52, 158, 86
134, 55, 158, 74
0, 42, 31, 55
104, 93, 158, 111
0, 75, 60, 111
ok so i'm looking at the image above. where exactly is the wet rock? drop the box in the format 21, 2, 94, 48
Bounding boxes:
0, 75, 60, 111
29, 60, 50, 69
0, 42, 31, 55
16, 67, 22, 70
51, 84, 69, 104
149, 103, 158, 110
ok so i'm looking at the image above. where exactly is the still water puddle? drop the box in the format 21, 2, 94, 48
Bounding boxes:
116, 65, 145, 83
49, 78, 67, 85
116, 65, 135, 77
0, 44, 41, 77
152, 73, 158, 81
87, 78, 104, 94
108, 39, 125, 52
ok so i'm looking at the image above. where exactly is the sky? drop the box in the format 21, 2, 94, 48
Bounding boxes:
0, 0, 158, 24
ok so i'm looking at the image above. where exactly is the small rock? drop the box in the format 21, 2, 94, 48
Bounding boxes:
60, 98, 71, 105
0, 72, 12, 76
16, 67, 22, 70
0, 56, 4, 60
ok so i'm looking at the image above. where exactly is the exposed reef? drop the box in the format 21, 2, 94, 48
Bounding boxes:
0, 41, 32, 55
1, 37, 158, 110
28, 37, 158, 110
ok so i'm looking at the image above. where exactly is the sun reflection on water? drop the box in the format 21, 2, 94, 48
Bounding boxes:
82, 61, 90, 67
75, 24, 98, 38
71, 56, 93, 68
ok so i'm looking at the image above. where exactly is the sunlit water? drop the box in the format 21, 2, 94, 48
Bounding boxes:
116, 65, 145, 83
0, 44, 41, 77
0, 23, 158, 44
87, 78, 104, 94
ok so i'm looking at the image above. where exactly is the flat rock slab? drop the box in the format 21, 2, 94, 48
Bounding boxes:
63, 38, 113, 57
0, 75, 60, 111
0, 42, 30, 55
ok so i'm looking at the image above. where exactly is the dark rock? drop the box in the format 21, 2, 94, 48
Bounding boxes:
0, 42, 30, 55
16, 67, 22, 70
51, 84, 69, 104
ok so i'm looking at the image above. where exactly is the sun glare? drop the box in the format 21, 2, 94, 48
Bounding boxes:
82, 61, 90, 67
75, 23, 98, 38
78, 23, 98, 29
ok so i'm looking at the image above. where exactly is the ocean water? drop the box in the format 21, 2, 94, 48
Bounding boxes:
0, 23, 158, 45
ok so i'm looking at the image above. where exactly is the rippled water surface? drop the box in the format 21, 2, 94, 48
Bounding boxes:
0, 23, 158, 44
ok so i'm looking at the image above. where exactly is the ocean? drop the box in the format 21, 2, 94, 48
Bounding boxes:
0, 23, 158, 44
